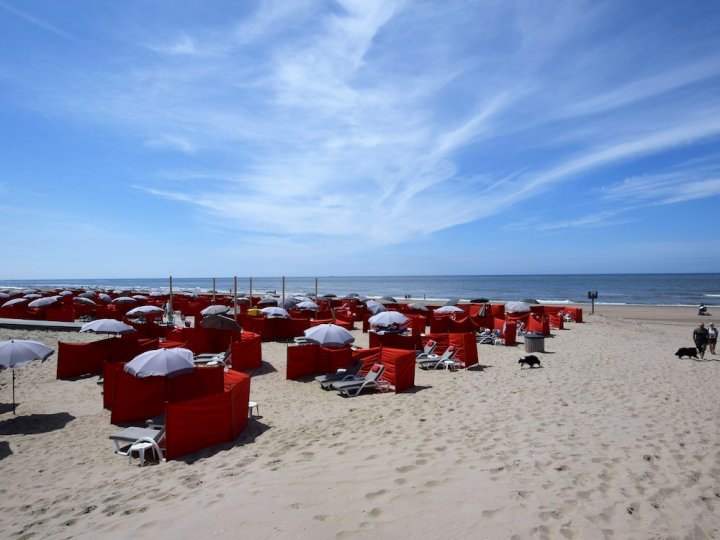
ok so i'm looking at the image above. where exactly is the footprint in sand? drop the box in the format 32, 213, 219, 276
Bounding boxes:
365, 489, 387, 500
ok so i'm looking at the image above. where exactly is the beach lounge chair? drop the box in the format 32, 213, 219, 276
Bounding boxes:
315, 358, 364, 387
415, 339, 438, 359
330, 363, 387, 397
477, 329, 500, 344
416, 345, 458, 370
109, 425, 165, 466
194, 346, 231, 367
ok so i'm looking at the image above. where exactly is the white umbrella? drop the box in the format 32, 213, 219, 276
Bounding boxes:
0, 339, 54, 414
260, 306, 290, 318
80, 319, 136, 335
23, 293, 42, 299
408, 303, 428, 311
112, 296, 137, 304
98, 293, 112, 303
304, 324, 355, 347
124, 347, 195, 378
297, 300, 319, 310
2, 298, 28, 308
132, 294, 148, 301
368, 311, 409, 327
505, 301, 531, 314
434, 305, 464, 314
365, 300, 386, 315
28, 296, 60, 308
200, 305, 230, 316
74, 297, 97, 306
126, 305, 165, 317
59, 290, 74, 296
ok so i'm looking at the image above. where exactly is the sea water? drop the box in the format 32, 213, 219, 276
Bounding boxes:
1, 274, 719, 307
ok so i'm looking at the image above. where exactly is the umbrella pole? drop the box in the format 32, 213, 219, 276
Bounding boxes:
168, 275, 174, 326
12, 370, 16, 415
249, 278, 253, 308
282, 276, 285, 310
233, 276, 238, 316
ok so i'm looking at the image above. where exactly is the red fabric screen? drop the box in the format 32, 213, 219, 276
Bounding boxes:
229, 332, 262, 371
110, 371, 166, 424
164, 371, 250, 460
380, 348, 415, 392
57, 340, 106, 379
103, 361, 125, 409
166, 366, 224, 403
286, 345, 320, 379
423, 333, 479, 366
368, 332, 417, 350
318, 346, 352, 374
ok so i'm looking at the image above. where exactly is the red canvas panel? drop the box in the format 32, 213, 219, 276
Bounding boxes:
166, 366, 224, 403
319, 346, 353, 374
490, 304, 505, 317
422, 333, 450, 354
351, 348, 382, 375
56, 340, 107, 379
286, 344, 320, 379
526, 315, 551, 336
102, 361, 126, 409
290, 318, 313, 336
380, 348, 415, 393
447, 333, 479, 368
503, 321, 517, 345
565, 306, 583, 322
505, 312, 530, 324
227, 372, 251, 438
238, 314, 266, 337
229, 332, 262, 371
45, 306, 74, 322
406, 314, 427, 336
223, 370, 246, 391
549, 314, 564, 330
110, 371, 166, 424
369, 332, 417, 351
165, 392, 232, 460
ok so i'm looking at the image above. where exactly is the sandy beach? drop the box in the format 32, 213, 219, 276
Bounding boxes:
1, 304, 719, 539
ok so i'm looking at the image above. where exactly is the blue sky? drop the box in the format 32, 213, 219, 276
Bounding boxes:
2, 0, 720, 278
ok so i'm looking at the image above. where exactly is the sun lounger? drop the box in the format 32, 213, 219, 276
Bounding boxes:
315, 358, 364, 387
416, 345, 458, 370
109, 425, 165, 466
415, 339, 438, 359
330, 363, 387, 397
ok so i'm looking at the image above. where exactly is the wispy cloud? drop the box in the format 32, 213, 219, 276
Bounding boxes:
0, 1, 75, 41
8, 0, 720, 257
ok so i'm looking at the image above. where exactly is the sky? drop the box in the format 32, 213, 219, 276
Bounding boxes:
1, 0, 720, 279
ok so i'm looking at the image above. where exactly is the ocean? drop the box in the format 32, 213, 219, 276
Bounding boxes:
1, 274, 719, 307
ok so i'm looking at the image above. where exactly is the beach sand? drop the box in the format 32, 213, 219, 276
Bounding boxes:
1, 305, 719, 539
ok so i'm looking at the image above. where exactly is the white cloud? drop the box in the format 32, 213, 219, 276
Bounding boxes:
10, 0, 720, 256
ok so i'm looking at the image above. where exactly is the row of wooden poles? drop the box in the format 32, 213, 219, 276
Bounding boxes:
166, 276, 320, 322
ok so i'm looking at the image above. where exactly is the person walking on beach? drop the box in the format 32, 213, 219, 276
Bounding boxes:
707, 323, 717, 355
693, 322, 709, 360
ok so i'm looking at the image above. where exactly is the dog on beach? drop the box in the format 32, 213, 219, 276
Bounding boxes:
518, 355, 542, 369
675, 347, 698, 359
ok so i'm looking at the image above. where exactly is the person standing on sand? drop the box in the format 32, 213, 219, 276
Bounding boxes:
693, 322, 709, 360
707, 323, 717, 355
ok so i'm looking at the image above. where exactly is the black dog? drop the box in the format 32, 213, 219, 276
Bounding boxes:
675, 347, 698, 359
519, 355, 542, 369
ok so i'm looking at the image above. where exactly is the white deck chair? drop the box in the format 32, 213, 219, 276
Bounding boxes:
330, 364, 387, 397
